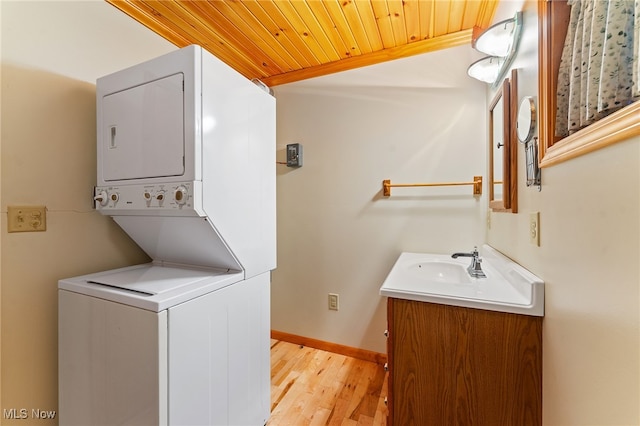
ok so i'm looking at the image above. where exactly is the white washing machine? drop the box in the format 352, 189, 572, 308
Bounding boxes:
59, 45, 275, 425
59, 265, 269, 426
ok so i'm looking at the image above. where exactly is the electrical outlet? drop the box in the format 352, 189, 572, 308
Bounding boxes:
529, 212, 540, 246
8, 206, 47, 233
328, 293, 339, 311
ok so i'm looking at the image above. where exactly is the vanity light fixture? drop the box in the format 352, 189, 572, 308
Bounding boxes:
474, 14, 521, 57
467, 56, 505, 83
467, 11, 523, 86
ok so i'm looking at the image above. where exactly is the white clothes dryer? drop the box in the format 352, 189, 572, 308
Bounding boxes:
59, 45, 275, 426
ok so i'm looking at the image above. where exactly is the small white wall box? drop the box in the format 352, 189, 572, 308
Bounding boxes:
286, 143, 303, 167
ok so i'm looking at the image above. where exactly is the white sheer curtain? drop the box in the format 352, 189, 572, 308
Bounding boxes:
556, 0, 639, 137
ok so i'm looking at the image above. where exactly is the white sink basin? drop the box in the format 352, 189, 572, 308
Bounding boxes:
379, 245, 544, 316
406, 261, 472, 284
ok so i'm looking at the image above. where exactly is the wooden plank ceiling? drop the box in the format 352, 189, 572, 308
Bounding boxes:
106, 0, 499, 87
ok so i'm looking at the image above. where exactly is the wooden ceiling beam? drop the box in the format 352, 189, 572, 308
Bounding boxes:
261, 28, 473, 87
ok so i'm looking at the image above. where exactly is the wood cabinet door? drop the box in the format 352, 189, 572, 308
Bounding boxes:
389, 298, 542, 426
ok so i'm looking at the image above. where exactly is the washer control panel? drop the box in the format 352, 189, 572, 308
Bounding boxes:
94, 182, 198, 213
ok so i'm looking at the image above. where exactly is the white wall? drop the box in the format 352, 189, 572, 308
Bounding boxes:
1, 1, 174, 423
488, 1, 640, 424
272, 47, 487, 353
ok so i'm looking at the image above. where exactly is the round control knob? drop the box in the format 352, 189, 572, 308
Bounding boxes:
174, 186, 188, 205
143, 191, 152, 201
156, 191, 165, 203
94, 190, 108, 207
110, 193, 119, 203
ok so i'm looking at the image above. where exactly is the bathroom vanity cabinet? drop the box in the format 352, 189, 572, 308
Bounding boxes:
386, 297, 542, 426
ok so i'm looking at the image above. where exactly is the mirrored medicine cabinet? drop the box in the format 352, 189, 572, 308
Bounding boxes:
489, 69, 518, 213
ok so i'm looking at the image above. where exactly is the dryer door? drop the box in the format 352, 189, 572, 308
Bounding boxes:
101, 73, 185, 181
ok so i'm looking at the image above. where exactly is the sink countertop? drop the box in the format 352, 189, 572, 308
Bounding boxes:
379, 245, 544, 316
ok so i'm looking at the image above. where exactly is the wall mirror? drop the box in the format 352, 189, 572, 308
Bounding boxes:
489, 78, 511, 211
517, 96, 536, 143
488, 69, 518, 213
517, 96, 541, 190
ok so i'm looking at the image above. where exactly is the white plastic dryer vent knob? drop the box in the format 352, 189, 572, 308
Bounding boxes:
94, 190, 108, 207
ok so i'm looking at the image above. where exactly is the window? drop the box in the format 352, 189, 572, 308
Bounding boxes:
538, 0, 640, 167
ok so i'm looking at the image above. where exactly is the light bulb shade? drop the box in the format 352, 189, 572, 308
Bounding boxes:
467, 56, 504, 83
475, 16, 518, 57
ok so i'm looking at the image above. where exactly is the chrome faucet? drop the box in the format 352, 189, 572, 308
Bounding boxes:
451, 247, 486, 278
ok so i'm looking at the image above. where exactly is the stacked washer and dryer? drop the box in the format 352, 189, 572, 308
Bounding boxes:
58, 45, 275, 425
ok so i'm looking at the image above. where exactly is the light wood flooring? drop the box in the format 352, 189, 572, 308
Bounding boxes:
268, 340, 388, 426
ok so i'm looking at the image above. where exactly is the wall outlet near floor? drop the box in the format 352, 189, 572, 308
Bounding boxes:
328, 293, 339, 311
8, 206, 47, 233
529, 212, 540, 246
